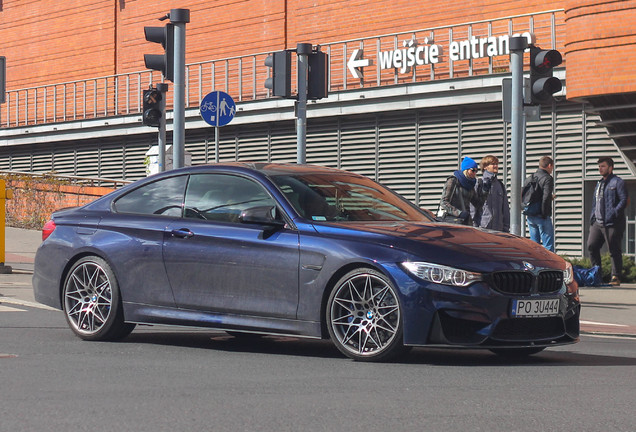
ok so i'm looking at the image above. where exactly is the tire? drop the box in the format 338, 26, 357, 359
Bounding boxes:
62, 256, 135, 341
326, 268, 405, 362
489, 347, 546, 357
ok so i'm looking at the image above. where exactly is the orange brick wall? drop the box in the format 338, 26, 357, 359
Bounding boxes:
115, 0, 287, 74
564, 0, 636, 99
286, 0, 560, 42
4, 179, 114, 229
1, 0, 561, 91
1, 1, 634, 100
0, 0, 116, 88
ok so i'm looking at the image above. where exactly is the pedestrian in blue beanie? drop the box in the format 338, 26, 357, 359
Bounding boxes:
437, 156, 489, 225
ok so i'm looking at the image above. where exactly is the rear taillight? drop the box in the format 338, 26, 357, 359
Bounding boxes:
42, 220, 56, 241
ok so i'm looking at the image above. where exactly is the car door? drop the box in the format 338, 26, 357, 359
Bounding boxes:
105, 174, 189, 308
162, 172, 300, 319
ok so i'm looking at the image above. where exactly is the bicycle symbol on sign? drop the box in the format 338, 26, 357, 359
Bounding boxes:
199, 91, 236, 127
200, 101, 216, 113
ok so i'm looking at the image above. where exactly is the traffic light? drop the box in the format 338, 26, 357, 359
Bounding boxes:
142, 87, 163, 127
264, 50, 292, 98
144, 24, 174, 82
307, 50, 328, 100
529, 46, 562, 104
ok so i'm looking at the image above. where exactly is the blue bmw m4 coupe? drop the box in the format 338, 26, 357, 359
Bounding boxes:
33, 162, 580, 361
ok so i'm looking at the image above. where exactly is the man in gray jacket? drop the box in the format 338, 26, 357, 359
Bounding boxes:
587, 156, 628, 286
471, 155, 510, 232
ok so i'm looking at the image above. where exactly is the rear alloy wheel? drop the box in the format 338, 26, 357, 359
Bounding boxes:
327, 268, 405, 362
63, 256, 135, 341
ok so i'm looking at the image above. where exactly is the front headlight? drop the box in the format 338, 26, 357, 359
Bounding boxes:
402, 261, 482, 287
563, 261, 574, 285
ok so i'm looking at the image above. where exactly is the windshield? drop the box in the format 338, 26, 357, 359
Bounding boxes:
271, 173, 433, 222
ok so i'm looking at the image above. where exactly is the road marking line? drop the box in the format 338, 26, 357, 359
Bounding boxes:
580, 320, 628, 327
0, 353, 18, 358
0, 305, 26, 312
583, 334, 636, 341
0, 298, 57, 311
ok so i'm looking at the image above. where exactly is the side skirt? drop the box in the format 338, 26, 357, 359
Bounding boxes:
122, 302, 323, 339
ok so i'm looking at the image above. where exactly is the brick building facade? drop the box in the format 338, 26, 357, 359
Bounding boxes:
1, 1, 634, 101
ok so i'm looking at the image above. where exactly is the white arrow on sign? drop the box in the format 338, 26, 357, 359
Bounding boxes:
348, 49, 373, 79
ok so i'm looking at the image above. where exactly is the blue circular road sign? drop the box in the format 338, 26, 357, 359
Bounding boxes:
200, 91, 236, 127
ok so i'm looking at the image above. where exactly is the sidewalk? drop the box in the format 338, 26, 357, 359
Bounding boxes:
1, 226, 635, 337
0, 227, 39, 304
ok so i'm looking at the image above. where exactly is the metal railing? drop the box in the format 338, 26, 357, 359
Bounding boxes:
0, 10, 563, 129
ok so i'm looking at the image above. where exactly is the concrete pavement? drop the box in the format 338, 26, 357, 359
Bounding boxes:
1, 226, 635, 337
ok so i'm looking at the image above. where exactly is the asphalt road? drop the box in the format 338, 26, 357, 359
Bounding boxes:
1, 304, 636, 432
2, 227, 636, 431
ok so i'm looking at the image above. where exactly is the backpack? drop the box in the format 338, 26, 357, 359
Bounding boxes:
521, 175, 542, 216
572, 265, 602, 287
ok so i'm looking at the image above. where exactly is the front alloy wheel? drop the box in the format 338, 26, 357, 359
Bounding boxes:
327, 268, 405, 361
63, 256, 135, 341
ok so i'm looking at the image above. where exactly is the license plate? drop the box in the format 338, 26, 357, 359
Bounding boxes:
511, 298, 560, 318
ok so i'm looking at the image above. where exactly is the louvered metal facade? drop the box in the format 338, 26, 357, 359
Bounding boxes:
0, 89, 630, 258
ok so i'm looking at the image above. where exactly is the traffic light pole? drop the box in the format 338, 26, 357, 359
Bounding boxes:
296, 43, 311, 164
156, 83, 168, 172
170, 9, 189, 170
509, 36, 528, 236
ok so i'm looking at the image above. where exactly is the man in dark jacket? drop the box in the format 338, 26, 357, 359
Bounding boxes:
587, 156, 628, 286
471, 155, 510, 232
439, 156, 488, 225
525, 156, 555, 252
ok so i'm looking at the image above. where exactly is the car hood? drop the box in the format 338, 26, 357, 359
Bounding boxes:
312, 221, 564, 272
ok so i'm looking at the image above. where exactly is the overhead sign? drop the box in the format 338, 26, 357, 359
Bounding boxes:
347, 32, 534, 78
200, 91, 236, 127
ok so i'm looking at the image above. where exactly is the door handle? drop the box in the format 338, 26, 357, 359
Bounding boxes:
171, 228, 194, 238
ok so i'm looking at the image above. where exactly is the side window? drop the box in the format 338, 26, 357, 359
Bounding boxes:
113, 176, 187, 216
184, 174, 276, 223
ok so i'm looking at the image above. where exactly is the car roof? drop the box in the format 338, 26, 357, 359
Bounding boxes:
81, 162, 362, 211
169, 162, 358, 177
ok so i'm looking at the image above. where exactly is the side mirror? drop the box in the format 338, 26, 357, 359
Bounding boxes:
239, 206, 285, 229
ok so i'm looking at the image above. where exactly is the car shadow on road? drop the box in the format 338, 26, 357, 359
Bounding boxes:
123, 329, 343, 359
122, 329, 636, 366
401, 347, 636, 367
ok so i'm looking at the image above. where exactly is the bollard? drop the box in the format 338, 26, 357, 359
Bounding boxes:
0, 179, 13, 274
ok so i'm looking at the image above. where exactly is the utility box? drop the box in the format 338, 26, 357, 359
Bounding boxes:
145, 145, 191, 176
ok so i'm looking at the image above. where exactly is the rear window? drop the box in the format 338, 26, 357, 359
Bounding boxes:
113, 175, 187, 216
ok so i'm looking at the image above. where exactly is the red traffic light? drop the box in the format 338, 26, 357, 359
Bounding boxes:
143, 89, 162, 105
531, 49, 562, 74
142, 88, 163, 127
529, 46, 563, 104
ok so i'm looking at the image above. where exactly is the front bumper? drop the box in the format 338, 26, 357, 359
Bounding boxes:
392, 269, 580, 348
426, 304, 580, 347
